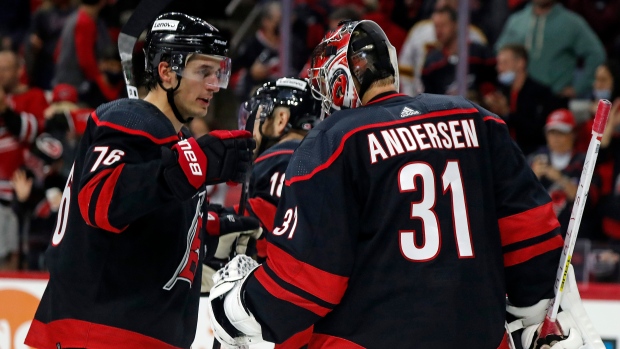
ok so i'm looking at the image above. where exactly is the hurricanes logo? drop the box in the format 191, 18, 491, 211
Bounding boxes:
330, 68, 348, 109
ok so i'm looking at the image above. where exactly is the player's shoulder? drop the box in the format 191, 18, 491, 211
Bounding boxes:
91, 98, 178, 145
254, 140, 299, 165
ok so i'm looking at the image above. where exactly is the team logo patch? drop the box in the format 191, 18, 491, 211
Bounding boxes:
400, 107, 420, 118
152, 20, 179, 31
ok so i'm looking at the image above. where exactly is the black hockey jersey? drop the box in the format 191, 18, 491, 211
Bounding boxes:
26, 99, 208, 349
244, 92, 563, 348
244, 140, 299, 233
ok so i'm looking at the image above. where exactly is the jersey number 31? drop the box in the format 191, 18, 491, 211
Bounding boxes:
399, 160, 474, 262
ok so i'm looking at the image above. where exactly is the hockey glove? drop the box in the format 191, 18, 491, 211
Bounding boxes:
198, 130, 255, 185
202, 205, 262, 293
161, 131, 255, 201
208, 255, 263, 348
506, 265, 604, 349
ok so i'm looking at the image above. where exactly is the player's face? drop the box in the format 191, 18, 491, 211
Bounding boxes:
175, 55, 223, 120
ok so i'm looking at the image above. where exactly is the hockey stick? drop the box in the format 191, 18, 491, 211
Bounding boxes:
118, 0, 174, 99
538, 99, 611, 338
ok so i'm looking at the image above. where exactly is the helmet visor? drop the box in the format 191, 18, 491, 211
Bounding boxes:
177, 53, 232, 89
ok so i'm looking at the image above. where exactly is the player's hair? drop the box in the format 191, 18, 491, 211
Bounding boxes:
433, 6, 458, 23
499, 44, 529, 65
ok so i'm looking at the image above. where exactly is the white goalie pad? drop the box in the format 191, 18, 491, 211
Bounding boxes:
506, 265, 604, 349
208, 255, 263, 348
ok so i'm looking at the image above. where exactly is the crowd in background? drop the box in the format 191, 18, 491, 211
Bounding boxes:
1, 0, 619, 282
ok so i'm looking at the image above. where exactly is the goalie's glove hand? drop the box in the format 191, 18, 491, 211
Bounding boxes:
208, 255, 263, 348
522, 318, 583, 349
161, 131, 255, 201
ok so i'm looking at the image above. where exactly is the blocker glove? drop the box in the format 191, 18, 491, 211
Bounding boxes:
161, 130, 255, 200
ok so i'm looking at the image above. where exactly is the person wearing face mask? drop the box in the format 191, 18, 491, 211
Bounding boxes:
484, 44, 565, 155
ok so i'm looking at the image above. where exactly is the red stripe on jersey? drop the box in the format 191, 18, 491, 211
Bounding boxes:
286, 108, 479, 185
365, 93, 409, 106
255, 150, 294, 164
499, 202, 560, 246
78, 168, 114, 227
308, 333, 365, 349
247, 197, 277, 232
25, 318, 182, 349
503, 235, 563, 267
275, 326, 313, 349
266, 243, 348, 304
91, 112, 179, 145
95, 164, 126, 233
483, 116, 506, 124
254, 267, 331, 316
602, 217, 620, 240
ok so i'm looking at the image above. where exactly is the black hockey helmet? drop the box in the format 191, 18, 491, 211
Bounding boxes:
145, 12, 231, 88
254, 77, 320, 132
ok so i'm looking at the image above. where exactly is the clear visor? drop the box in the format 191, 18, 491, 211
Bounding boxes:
177, 53, 232, 89
237, 101, 253, 130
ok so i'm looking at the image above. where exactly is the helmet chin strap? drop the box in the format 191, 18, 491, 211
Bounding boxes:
158, 77, 192, 124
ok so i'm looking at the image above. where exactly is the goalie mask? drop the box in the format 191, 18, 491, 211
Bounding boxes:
308, 20, 399, 118
145, 12, 231, 123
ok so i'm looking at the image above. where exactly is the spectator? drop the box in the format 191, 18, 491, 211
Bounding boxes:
233, 1, 306, 99
598, 97, 620, 242
0, 50, 49, 125
399, 0, 488, 96
0, 0, 30, 51
54, 0, 119, 108
495, 0, 606, 99
484, 44, 565, 155
421, 6, 496, 100
528, 109, 601, 239
24, 0, 76, 90
11, 134, 65, 270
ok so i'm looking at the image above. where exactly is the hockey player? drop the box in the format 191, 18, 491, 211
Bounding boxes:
25, 13, 256, 349
202, 77, 320, 348
207, 20, 604, 349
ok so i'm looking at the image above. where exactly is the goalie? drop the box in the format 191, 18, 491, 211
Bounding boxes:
208, 20, 603, 349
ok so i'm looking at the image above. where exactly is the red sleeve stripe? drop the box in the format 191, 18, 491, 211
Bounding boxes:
503, 235, 563, 267
266, 243, 348, 305
91, 112, 179, 145
254, 267, 331, 316
19, 112, 37, 143
94, 164, 127, 233
254, 150, 294, 164
286, 107, 479, 185
483, 116, 506, 124
247, 197, 277, 232
78, 168, 113, 227
499, 202, 560, 246
308, 333, 365, 349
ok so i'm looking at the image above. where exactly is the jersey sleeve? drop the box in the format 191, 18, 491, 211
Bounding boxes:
243, 131, 356, 343
76, 125, 178, 233
483, 111, 563, 307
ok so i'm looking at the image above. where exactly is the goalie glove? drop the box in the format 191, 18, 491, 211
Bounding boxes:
161, 131, 255, 201
506, 265, 605, 349
208, 254, 263, 348
202, 205, 263, 293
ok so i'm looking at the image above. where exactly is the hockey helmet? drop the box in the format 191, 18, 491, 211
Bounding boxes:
253, 77, 320, 132
145, 12, 231, 89
308, 20, 398, 118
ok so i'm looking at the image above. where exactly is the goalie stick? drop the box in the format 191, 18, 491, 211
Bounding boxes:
118, 0, 175, 99
538, 99, 611, 339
